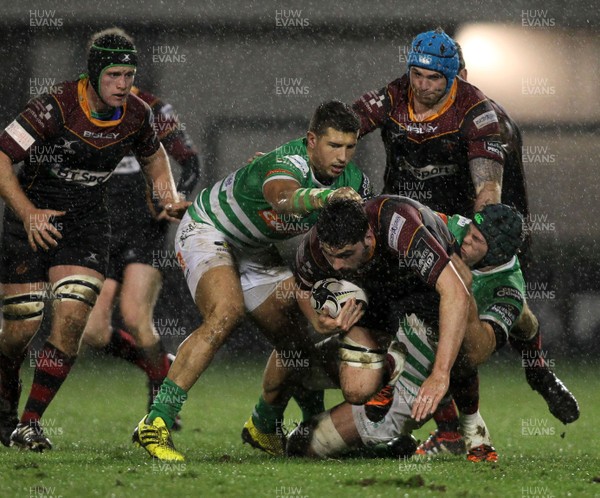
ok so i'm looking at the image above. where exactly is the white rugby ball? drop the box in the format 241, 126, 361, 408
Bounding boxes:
310, 278, 368, 318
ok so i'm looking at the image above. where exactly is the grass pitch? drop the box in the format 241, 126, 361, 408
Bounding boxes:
1, 352, 598, 498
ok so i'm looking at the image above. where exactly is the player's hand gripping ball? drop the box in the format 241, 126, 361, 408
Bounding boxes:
310, 278, 368, 318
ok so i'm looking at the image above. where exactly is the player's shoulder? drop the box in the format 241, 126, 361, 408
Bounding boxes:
385, 74, 409, 93
131, 87, 161, 108
37, 80, 77, 110
270, 137, 310, 174
384, 75, 409, 104
477, 257, 525, 289
126, 90, 153, 118
455, 78, 493, 109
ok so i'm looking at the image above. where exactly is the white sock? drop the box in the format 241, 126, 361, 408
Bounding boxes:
459, 410, 493, 449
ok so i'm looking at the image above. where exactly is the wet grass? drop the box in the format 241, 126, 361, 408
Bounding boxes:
1, 353, 597, 497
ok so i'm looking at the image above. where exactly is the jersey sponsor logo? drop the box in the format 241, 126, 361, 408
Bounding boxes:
485, 140, 504, 158
5, 121, 36, 151
82, 131, 120, 139
488, 302, 519, 326
494, 286, 524, 303
410, 237, 440, 279
49, 165, 113, 186
388, 213, 406, 251
223, 171, 236, 190
360, 175, 372, 197
405, 123, 438, 134
403, 160, 458, 180
473, 110, 499, 130
285, 155, 310, 177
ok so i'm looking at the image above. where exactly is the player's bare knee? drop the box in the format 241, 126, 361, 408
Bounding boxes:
342, 386, 373, 406
338, 335, 386, 404
196, 304, 245, 350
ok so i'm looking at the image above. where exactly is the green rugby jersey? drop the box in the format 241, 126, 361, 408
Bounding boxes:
448, 214, 525, 337
188, 137, 371, 249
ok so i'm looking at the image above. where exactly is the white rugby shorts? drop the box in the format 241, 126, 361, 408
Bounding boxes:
175, 210, 292, 312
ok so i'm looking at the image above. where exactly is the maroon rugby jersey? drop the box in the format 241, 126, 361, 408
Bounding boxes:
490, 100, 528, 219
353, 75, 503, 215
295, 195, 456, 326
0, 77, 160, 215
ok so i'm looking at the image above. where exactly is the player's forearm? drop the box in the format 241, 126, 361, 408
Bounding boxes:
433, 264, 470, 376
0, 151, 36, 221
470, 157, 502, 211
272, 186, 362, 216
140, 144, 178, 207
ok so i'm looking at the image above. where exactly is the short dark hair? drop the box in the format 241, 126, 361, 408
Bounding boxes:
87, 27, 135, 53
308, 100, 360, 136
316, 199, 369, 248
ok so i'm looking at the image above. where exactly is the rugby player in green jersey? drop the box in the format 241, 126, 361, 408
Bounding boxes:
131, 100, 372, 461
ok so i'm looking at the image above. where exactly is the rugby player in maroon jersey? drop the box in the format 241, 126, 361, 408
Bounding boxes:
0, 28, 185, 451
81, 30, 202, 432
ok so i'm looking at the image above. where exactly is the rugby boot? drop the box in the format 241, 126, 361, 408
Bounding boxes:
525, 367, 580, 424
415, 429, 466, 456
364, 384, 395, 423
10, 421, 53, 452
241, 417, 285, 456
387, 434, 418, 458
132, 416, 184, 462
467, 444, 498, 462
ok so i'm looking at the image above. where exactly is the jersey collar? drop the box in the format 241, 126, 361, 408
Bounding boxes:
78, 77, 127, 128
408, 79, 457, 123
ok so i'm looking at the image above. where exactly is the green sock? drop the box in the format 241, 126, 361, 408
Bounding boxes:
147, 378, 188, 429
293, 389, 325, 422
252, 395, 285, 433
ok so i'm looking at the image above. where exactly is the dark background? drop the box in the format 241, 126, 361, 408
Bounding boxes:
0, 0, 598, 358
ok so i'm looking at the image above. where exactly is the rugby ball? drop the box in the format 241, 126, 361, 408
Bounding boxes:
310, 278, 368, 318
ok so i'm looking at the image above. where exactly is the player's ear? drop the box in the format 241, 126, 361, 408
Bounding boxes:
306, 131, 317, 149
364, 227, 375, 246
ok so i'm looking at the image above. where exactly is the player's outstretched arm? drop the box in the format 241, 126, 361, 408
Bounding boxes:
264, 178, 361, 215
412, 259, 470, 421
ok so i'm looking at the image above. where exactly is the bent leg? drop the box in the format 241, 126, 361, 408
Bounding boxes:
339, 326, 388, 405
